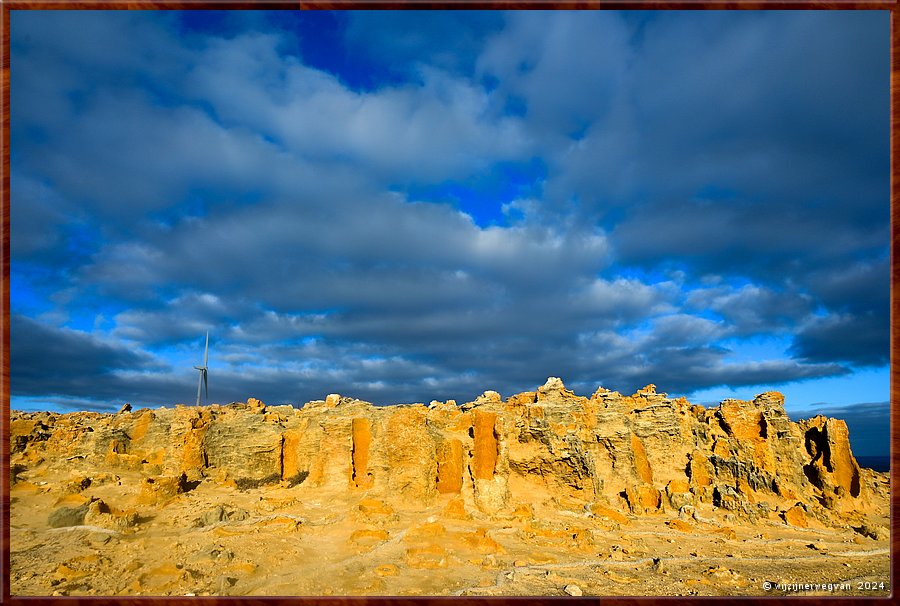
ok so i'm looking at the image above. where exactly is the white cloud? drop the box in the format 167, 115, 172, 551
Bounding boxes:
187, 33, 534, 183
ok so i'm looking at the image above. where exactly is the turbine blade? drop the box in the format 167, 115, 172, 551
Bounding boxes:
204, 332, 209, 365
204, 369, 208, 400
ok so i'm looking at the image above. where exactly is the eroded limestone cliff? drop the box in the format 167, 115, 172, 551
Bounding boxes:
10, 378, 887, 527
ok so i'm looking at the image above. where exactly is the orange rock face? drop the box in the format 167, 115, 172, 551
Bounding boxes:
589, 503, 630, 525
180, 418, 209, 479
281, 429, 302, 481
800, 416, 863, 504
383, 407, 437, 502
666, 519, 694, 532
138, 475, 184, 505
351, 418, 374, 488
717, 401, 766, 441
350, 528, 389, 542
631, 434, 653, 484
625, 485, 662, 514
782, 504, 809, 528
436, 439, 464, 494
464, 528, 506, 554
505, 391, 537, 407
442, 497, 468, 519
824, 419, 860, 495
689, 451, 712, 489
472, 410, 498, 481
666, 479, 690, 495
358, 498, 393, 516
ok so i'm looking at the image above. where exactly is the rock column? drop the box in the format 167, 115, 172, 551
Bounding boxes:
351, 418, 374, 488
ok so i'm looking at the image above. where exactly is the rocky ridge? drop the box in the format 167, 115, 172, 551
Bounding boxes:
9, 378, 891, 596
11, 378, 886, 525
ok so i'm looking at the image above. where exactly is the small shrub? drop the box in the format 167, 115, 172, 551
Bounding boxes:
11, 464, 27, 484
235, 473, 282, 491
286, 470, 309, 487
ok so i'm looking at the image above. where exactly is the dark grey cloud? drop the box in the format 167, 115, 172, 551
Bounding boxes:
112, 294, 257, 346
789, 257, 889, 366
82, 190, 611, 313
685, 283, 815, 336
14, 89, 286, 219
790, 312, 888, 367
624, 11, 887, 208
11, 314, 168, 400
9, 172, 78, 261
804, 258, 890, 315
565, 317, 847, 398
614, 198, 883, 270
476, 11, 632, 140
467, 13, 890, 385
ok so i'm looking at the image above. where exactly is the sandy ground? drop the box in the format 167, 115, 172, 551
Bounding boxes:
10, 465, 891, 597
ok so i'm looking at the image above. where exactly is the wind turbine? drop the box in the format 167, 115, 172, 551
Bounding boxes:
194, 332, 209, 406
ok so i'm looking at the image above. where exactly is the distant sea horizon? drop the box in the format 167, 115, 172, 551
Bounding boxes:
855, 455, 890, 473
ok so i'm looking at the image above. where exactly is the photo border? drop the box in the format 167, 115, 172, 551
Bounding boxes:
0, 1, 896, 603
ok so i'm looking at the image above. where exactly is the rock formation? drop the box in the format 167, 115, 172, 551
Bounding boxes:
10, 377, 885, 525
9, 378, 890, 597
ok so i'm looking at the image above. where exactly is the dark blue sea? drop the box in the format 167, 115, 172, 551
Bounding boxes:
855, 455, 890, 472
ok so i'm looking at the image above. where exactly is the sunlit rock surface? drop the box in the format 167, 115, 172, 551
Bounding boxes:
10, 378, 890, 596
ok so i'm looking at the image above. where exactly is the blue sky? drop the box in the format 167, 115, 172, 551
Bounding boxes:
9, 10, 890, 456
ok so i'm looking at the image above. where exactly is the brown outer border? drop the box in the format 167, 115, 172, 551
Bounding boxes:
1, 0, 8, 603
0, 1, 896, 604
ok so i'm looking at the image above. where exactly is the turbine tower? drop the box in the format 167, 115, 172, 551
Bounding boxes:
194, 332, 209, 406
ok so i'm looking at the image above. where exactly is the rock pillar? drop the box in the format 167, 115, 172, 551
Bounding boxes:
351, 418, 374, 488
473, 410, 498, 480
436, 439, 464, 493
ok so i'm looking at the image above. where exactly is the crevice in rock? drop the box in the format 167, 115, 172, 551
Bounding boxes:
279, 434, 285, 482
803, 463, 822, 489
716, 414, 734, 437
850, 467, 861, 498
804, 426, 832, 471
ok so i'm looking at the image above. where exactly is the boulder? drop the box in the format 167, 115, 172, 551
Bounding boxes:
48, 504, 89, 528
782, 504, 809, 528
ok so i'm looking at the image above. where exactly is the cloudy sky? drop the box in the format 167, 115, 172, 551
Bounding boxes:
9, 10, 889, 455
